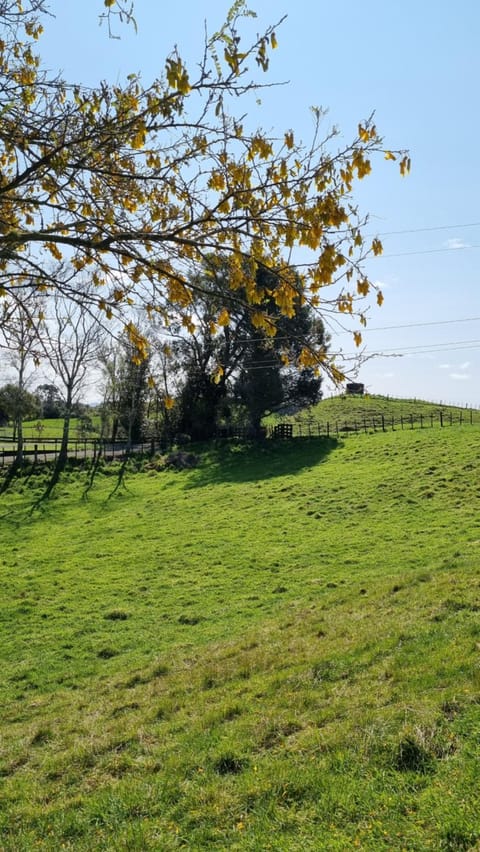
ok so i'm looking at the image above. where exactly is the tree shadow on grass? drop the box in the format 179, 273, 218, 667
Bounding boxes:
185, 436, 340, 488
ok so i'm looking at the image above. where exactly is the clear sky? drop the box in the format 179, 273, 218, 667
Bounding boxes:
38, 1, 480, 406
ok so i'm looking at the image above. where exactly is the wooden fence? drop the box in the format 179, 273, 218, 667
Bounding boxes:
0, 438, 159, 468
275, 409, 477, 439
0, 409, 478, 466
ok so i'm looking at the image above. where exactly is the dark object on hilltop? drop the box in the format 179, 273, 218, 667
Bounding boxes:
346, 382, 365, 396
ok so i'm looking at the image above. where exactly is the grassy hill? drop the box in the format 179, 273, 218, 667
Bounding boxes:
311, 392, 478, 419
1, 420, 480, 848
268, 393, 480, 429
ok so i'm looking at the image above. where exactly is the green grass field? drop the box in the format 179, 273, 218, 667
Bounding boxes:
0, 417, 102, 445
1, 406, 480, 849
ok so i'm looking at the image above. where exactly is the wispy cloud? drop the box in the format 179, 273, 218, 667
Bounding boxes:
449, 372, 470, 381
445, 237, 470, 250
441, 360, 470, 372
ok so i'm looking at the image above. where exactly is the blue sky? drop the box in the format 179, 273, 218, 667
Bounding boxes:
39, 1, 480, 406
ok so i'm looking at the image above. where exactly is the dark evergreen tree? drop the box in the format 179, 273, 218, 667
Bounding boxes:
173, 260, 326, 439
35, 384, 65, 419
0, 384, 40, 432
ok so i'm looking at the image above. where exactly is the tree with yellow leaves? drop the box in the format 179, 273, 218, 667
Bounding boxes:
0, 0, 409, 387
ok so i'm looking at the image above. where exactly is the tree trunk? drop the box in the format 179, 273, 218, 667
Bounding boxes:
57, 406, 71, 472
14, 415, 24, 468
42, 388, 73, 497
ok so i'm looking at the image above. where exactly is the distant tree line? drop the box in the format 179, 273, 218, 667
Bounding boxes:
0, 260, 327, 474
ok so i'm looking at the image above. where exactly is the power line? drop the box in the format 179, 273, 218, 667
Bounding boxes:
225, 340, 480, 366
379, 245, 480, 259
338, 316, 480, 334
375, 338, 480, 353
372, 221, 480, 238
382, 343, 480, 357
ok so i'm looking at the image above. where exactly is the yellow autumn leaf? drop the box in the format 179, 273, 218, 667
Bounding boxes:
356, 278, 369, 296
353, 331, 362, 347
208, 171, 226, 191
298, 347, 320, 369
358, 124, 370, 143
377, 290, 384, 306
217, 308, 230, 327
384, 151, 396, 161
164, 395, 174, 410
45, 242, 63, 261
131, 128, 146, 150
182, 315, 196, 334
212, 365, 224, 384
330, 364, 345, 383
251, 311, 276, 337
